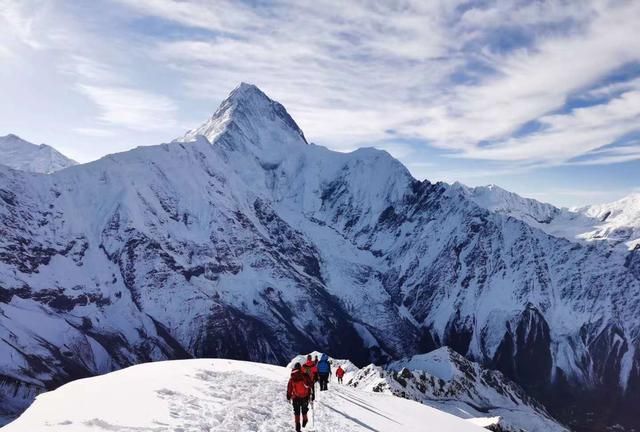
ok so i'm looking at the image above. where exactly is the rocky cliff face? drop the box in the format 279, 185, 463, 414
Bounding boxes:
1, 83, 639, 430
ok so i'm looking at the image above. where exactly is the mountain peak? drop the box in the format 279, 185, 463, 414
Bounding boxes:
228, 82, 268, 101
0, 134, 77, 174
2, 133, 26, 142
180, 83, 308, 150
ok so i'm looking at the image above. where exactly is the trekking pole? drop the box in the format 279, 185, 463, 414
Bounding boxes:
312, 397, 315, 430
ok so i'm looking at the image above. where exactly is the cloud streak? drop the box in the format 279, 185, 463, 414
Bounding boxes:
77, 84, 178, 130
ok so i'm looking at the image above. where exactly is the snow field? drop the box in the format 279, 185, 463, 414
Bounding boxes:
3, 359, 487, 432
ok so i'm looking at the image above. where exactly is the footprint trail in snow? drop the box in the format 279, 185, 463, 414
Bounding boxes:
4, 359, 486, 432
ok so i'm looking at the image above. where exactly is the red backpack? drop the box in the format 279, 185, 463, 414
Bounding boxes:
291, 372, 311, 398
302, 361, 317, 382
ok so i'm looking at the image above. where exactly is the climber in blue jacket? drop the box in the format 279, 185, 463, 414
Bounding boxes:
316, 353, 332, 391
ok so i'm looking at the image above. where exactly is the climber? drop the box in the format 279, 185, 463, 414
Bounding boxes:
287, 362, 314, 432
336, 365, 345, 384
317, 353, 331, 391
302, 354, 318, 384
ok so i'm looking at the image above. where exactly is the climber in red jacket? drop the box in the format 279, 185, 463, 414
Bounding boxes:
336, 365, 345, 384
302, 354, 318, 383
287, 362, 315, 432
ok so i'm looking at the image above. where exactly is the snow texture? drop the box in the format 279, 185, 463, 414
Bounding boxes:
4, 358, 487, 432
0, 134, 77, 174
454, 182, 640, 251
351, 347, 568, 432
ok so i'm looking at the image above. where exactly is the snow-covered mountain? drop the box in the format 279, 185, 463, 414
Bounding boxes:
0, 134, 77, 174
1, 83, 639, 431
575, 193, 640, 250
455, 183, 640, 251
3, 358, 489, 432
451, 183, 561, 226
350, 347, 568, 432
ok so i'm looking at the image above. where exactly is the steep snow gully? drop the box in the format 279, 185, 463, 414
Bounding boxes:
1, 83, 640, 431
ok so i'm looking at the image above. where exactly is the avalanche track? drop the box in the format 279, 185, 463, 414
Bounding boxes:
3, 359, 487, 432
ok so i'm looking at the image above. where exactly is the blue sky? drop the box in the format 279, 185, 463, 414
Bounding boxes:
1, 0, 639, 207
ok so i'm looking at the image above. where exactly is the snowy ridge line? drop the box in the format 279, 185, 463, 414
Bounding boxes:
348, 347, 568, 432
453, 182, 640, 251
0, 134, 76, 174
3, 358, 488, 432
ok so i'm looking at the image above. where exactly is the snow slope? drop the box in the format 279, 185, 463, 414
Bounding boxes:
451, 183, 560, 225
0, 134, 77, 174
3, 358, 487, 432
351, 347, 568, 432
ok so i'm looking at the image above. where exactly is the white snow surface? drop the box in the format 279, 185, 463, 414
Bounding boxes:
351, 347, 568, 432
285, 350, 568, 432
388, 348, 458, 381
3, 358, 486, 432
0, 134, 76, 174
576, 192, 640, 250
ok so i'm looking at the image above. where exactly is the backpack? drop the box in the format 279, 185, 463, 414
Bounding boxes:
291, 374, 310, 398
317, 359, 330, 374
302, 363, 315, 378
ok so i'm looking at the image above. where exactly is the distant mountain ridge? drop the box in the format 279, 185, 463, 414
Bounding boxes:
453, 182, 640, 251
0, 134, 77, 174
1, 83, 639, 431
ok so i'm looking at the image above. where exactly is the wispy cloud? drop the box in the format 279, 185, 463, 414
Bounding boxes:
568, 141, 640, 166
112, 0, 258, 33
76, 84, 178, 130
461, 89, 640, 162
0, 0, 47, 50
73, 127, 117, 138
0, 0, 183, 137
411, 1, 640, 160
